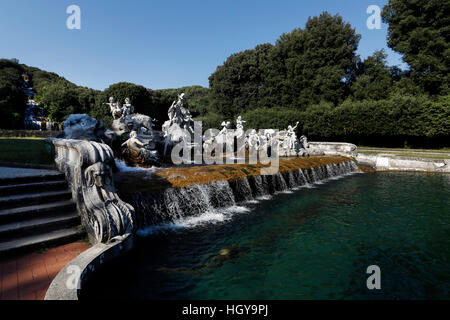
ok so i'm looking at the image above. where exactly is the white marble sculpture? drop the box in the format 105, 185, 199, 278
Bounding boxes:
235, 116, 246, 139
286, 121, 299, 150
121, 130, 159, 165
105, 97, 122, 120
122, 131, 148, 155
247, 129, 260, 153
163, 93, 195, 156
121, 98, 135, 118
62, 114, 106, 141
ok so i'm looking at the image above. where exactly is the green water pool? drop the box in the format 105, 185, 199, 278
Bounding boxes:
83, 172, 450, 300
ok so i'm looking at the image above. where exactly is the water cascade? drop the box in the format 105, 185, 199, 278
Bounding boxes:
119, 161, 358, 230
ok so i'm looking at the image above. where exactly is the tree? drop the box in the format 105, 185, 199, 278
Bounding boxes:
267, 12, 361, 109
382, 0, 450, 94
35, 80, 82, 122
209, 12, 361, 116
0, 60, 27, 129
101, 82, 152, 115
209, 43, 273, 118
351, 50, 394, 100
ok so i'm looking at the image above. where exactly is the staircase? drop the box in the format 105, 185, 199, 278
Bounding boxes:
0, 169, 85, 256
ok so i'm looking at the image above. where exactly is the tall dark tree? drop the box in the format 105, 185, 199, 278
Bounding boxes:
35, 80, 82, 122
210, 12, 361, 117
268, 12, 361, 109
209, 43, 273, 118
101, 82, 152, 115
0, 64, 27, 129
382, 0, 450, 94
352, 50, 394, 100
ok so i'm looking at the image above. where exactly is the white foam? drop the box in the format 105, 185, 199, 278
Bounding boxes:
115, 159, 159, 173
137, 205, 250, 237
256, 195, 272, 201
136, 163, 358, 237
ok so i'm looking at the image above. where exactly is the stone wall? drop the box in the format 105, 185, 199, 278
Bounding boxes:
357, 153, 450, 173
308, 142, 358, 157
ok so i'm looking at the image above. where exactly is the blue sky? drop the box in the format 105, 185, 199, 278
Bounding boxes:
0, 0, 406, 90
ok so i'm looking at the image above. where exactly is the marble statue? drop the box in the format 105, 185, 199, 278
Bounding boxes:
235, 116, 246, 139
105, 97, 122, 120
298, 135, 324, 156
121, 131, 159, 166
202, 133, 216, 156
168, 93, 192, 126
219, 121, 231, 136
299, 135, 309, 149
236, 116, 245, 130
286, 121, 299, 150
121, 97, 135, 118
162, 93, 195, 156
48, 138, 135, 244
247, 129, 260, 153
122, 131, 146, 153
103, 97, 162, 166
62, 114, 106, 142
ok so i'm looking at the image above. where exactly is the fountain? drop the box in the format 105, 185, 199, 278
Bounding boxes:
46, 93, 358, 245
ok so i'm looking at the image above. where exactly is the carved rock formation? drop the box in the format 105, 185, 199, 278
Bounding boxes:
47, 138, 136, 244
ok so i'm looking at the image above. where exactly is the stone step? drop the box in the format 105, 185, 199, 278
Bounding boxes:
0, 180, 68, 197
0, 212, 80, 240
0, 200, 76, 224
0, 190, 72, 209
0, 172, 65, 187
0, 227, 86, 256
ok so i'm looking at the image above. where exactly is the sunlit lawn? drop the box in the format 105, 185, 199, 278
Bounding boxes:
0, 138, 55, 165
358, 146, 450, 153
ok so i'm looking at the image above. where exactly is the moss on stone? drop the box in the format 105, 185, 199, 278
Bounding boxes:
154, 155, 351, 188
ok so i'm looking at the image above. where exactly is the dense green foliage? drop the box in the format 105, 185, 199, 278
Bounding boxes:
301, 94, 449, 146
209, 12, 361, 117
1, 2, 449, 147
0, 59, 210, 130
205, 7, 449, 147
0, 60, 28, 129
382, 0, 450, 95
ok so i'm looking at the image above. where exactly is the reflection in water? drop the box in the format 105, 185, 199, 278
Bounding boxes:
82, 172, 450, 300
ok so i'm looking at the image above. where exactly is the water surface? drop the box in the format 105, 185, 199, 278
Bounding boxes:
83, 172, 450, 299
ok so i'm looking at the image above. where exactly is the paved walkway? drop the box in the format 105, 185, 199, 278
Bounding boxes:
0, 241, 90, 300
0, 166, 60, 179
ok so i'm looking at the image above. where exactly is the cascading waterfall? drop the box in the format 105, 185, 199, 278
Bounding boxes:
124, 161, 358, 232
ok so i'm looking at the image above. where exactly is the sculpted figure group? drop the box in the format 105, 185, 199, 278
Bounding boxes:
113, 93, 317, 164
105, 97, 135, 120
62, 93, 318, 168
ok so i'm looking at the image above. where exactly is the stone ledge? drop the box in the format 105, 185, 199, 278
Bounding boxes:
44, 234, 134, 300
356, 153, 450, 173
308, 142, 358, 157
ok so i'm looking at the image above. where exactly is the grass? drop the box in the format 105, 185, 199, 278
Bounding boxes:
358, 150, 450, 160
358, 146, 450, 153
393, 153, 450, 160
0, 138, 55, 166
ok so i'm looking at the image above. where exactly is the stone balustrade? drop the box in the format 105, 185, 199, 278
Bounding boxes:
46, 138, 136, 244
